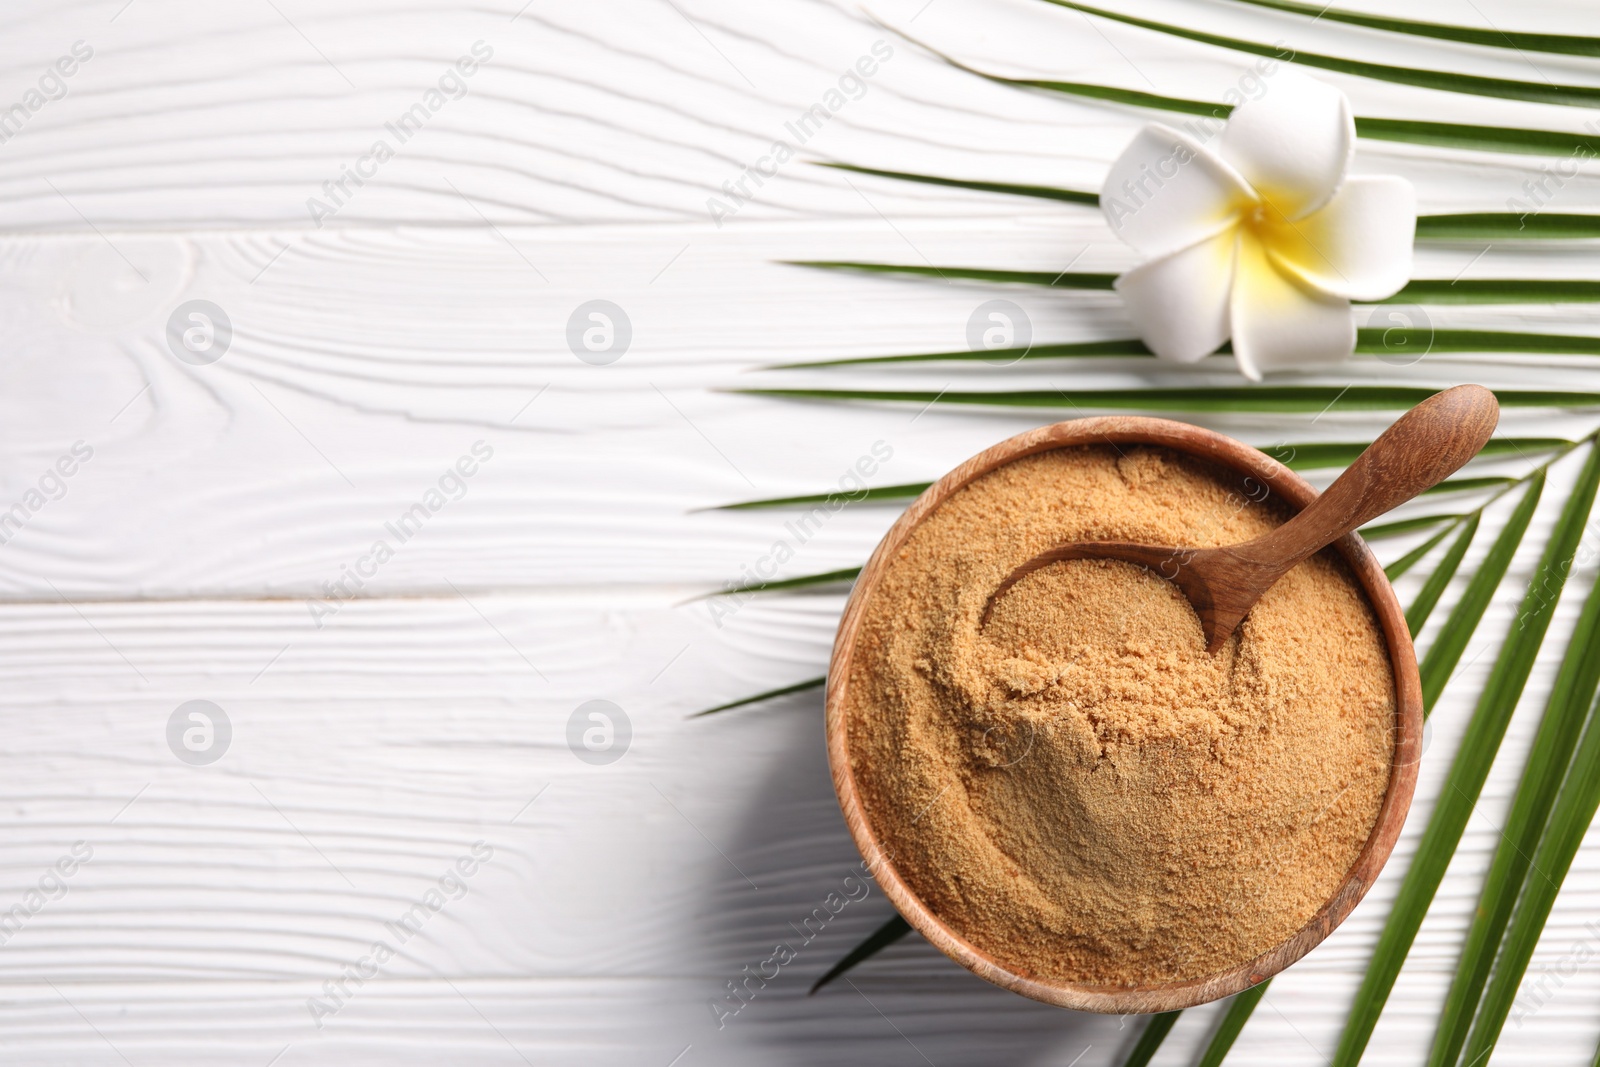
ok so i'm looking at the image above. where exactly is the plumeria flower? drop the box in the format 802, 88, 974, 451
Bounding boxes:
1099, 70, 1416, 380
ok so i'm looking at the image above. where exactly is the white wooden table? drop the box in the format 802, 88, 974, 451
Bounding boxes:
4, 0, 1600, 1062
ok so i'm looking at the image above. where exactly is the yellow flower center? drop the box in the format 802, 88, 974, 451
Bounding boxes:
1232, 193, 1327, 286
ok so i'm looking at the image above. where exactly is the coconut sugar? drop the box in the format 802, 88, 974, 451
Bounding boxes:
845, 444, 1395, 986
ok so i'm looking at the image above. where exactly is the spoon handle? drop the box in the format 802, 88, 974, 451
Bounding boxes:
1248, 385, 1500, 575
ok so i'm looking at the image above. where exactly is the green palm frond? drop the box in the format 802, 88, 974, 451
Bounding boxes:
1364, 334, 1600, 357
1460, 685, 1600, 1062
732, 386, 1600, 414
1424, 438, 1570, 461
784, 261, 1114, 289
1334, 440, 1600, 1065
715, 440, 1565, 513
1384, 523, 1457, 581
1197, 984, 1272, 1067
1430, 525, 1600, 1063
773, 330, 1600, 368
707, 566, 861, 598
1120, 1011, 1182, 1067
772, 340, 1130, 368
1418, 475, 1544, 711
1360, 513, 1465, 540
768, 338, 1150, 367
922, 39, 1600, 158
712, 483, 931, 509
819, 163, 1100, 205
1042, 0, 1600, 108
1396, 279, 1600, 304
822, 165, 1600, 241
1404, 515, 1479, 635
788, 261, 1600, 305
1355, 117, 1598, 158
1287, 437, 1563, 469
1421, 476, 1516, 496
1223, 0, 1600, 57
689, 676, 824, 718
1417, 214, 1600, 241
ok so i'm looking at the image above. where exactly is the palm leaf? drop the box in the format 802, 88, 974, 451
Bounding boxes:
818, 163, 1099, 205
709, 566, 861, 597
690, 676, 824, 718
1417, 214, 1600, 241
1421, 476, 1516, 496
1429, 444, 1600, 1066
1196, 982, 1272, 1067
1417, 475, 1543, 711
817, 164, 1600, 242
1385, 523, 1458, 582
1396, 279, 1600, 304
1119, 1011, 1181, 1067
1362, 513, 1464, 540
769, 338, 1153, 368
784, 261, 1115, 289
809, 914, 913, 994
1223, 0, 1600, 57
717, 440, 1565, 516
1271, 441, 1375, 470
1356, 117, 1599, 157
1459, 687, 1600, 1063
1457, 437, 1571, 461
732, 386, 1600, 415
1404, 514, 1479, 635
931, 39, 1600, 158
777, 334, 1600, 371
1333, 459, 1586, 1066
1362, 333, 1600, 357
1041, 0, 1600, 108
786, 262, 1600, 305
775, 331, 1600, 368
713, 484, 930, 510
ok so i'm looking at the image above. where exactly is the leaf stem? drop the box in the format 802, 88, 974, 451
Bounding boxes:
1119, 1011, 1181, 1067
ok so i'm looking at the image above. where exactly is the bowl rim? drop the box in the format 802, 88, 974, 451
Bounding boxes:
823, 416, 1423, 1014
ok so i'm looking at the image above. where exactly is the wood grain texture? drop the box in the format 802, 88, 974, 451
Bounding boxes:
0, 0, 1598, 1062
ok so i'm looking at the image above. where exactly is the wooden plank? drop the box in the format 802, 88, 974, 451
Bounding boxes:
3, 223, 1600, 602
0, 591, 1591, 1062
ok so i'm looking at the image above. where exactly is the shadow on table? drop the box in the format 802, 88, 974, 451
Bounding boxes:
675, 691, 1131, 1067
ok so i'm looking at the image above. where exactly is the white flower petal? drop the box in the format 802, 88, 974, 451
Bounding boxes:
1219, 68, 1354, 221
1265, 175, 1416, 301
1230, 234, 1355, 380
1101, 123, 1254, 258
1113, 228, 1237, 364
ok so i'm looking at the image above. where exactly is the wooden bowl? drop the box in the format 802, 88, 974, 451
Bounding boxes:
824, 416, 1423, 1014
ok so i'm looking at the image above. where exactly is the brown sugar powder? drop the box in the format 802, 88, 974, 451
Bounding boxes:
845, 444, 1395, 987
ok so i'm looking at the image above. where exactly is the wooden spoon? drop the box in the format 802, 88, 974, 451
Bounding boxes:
983, 385, 1500, 652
